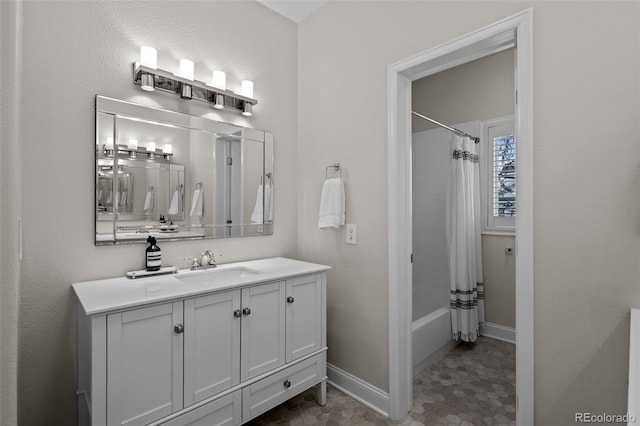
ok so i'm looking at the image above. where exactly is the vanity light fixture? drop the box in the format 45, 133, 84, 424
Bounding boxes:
178, 59, 194, 100
163, 143, 173, 160
128, 139, 138, 158
132, 50, 257, 115
139, 46, 157, 91
211, 71, 226, 109
105, 137, 115, 156
147, 141, 156, 159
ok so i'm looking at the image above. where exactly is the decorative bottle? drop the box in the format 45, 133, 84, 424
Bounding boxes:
146, 236, 161, 271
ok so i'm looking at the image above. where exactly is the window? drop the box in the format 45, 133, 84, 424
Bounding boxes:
482, 117, 515, 233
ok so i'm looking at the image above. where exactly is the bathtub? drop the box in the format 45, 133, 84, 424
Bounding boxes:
412, 288, 457, 375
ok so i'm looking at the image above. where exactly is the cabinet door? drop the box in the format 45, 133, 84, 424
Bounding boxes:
107, 302, 183, 426
285, 274, 323, 362
184, 291, 241, 406
241, 281, 285, 380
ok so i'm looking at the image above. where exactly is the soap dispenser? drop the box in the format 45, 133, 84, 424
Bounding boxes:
146, 236, 161, 271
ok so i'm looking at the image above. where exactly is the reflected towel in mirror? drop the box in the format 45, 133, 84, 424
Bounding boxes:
318, 178, 345, 229
144, 189, 154, 212
190, 189, 203, 217
168, 190, 181, 215
251, 184, 273, 224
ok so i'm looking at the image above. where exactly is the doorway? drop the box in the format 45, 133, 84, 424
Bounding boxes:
387, 9, 534, 424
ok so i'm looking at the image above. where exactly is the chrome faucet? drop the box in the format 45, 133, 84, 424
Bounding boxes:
185, 250, 219, 270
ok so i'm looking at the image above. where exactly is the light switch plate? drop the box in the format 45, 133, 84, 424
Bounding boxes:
346, 224, 357, 245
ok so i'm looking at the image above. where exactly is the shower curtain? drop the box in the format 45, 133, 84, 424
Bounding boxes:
446, 134, 484, 342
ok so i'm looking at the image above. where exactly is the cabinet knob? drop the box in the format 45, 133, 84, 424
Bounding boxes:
233, 309, 242, 318
283, 379, 291, 389
174, 324, 184, 334
242, 307, 251, 316
287, 296, 294, 304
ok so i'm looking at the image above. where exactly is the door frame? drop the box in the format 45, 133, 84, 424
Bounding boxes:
387, 9, 534, 423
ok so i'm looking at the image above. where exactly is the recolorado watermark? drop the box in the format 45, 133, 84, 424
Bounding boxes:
575, 412, 636, 423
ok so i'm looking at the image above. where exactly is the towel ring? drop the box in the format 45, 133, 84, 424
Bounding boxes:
325, 163, 341, 179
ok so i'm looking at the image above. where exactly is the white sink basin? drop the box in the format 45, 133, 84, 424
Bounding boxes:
177, 267, 262, 287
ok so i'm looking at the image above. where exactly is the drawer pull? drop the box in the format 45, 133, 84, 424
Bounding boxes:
283, 379, 291, 389
233, 309, 242, 318
287, 296, 294, 303
242, 307, 251, 316
174, 324, 184, 334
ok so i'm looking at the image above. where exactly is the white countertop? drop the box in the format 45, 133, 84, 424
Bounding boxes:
73, 257, 330, 316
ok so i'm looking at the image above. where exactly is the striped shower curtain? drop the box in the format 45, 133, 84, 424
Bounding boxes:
446, 134, 484, 342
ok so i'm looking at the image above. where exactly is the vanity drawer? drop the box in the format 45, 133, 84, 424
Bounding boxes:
158, 391, 241, 426
242, 354, 323, 421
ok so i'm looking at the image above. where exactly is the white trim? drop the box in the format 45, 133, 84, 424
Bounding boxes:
326, 363, 390, 418
480, 322, 516, 345
388, 8, 534, 424
627, 309, 640, 424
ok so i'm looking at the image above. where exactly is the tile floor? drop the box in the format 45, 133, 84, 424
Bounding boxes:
246, 336, 516, 426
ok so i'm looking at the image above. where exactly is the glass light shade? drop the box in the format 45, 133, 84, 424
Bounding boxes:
242, 103, 253, 117
241, 80, 254, 98
140, 46, 157, 69
163, 143, 173, 154
147, 141, 156, 152
179, 59, 194, 81
128, 139, 138, 150
106, 137, 114, 149
213, 94, 224, 110
212, 71, 226, 90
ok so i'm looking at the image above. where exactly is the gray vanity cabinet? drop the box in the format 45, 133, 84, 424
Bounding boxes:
75, 261, 327, 426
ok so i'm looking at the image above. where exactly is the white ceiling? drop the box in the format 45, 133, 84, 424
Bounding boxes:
256, 0, 330, 23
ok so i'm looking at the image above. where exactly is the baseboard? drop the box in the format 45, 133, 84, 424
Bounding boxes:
413, 339, 458, 376
480, 322, 516, 344
326, 363, 390, 418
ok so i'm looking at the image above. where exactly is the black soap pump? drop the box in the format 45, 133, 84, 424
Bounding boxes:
146, 236, 161, 271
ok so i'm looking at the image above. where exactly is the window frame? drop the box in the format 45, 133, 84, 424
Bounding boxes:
481, 116, 516, 235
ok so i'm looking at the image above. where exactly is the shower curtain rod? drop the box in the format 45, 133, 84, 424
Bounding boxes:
412, 111, 480, 144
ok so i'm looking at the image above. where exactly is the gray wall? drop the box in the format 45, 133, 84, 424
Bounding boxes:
412, 48, 516, 329
298, 2, 640, 424
17, 2, 297, 425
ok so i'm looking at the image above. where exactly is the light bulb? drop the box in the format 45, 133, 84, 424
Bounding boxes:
140, 46, 157, 69
241, 80, 254, 98
106, 137, 114, 150
128, 139, 138, 150
163, 143, 173, 154
147, 141, 156, 152
179, 59, 194, 81
212, 71, 226, 90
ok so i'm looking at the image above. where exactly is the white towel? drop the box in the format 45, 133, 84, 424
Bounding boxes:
190, 189, 203, 217
120, 191, 127, 206
144, 190, 154, 212
168, 190, 181, 215
251, 184, 265, 224
106, 191, 112, 204
251, 184, 273, 224
318, 178, 345, 229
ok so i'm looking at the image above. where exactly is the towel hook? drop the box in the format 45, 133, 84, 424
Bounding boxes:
325, 163, 341, 179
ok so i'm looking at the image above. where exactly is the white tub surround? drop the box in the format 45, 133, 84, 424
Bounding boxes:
74, 257, 329, 426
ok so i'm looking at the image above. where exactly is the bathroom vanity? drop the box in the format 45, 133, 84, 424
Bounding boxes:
73, 257, 329, 426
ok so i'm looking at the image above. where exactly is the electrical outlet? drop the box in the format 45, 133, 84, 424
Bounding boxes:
346, 224, 357, 245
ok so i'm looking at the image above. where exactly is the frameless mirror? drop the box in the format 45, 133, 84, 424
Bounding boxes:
96, 96, 273, 245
